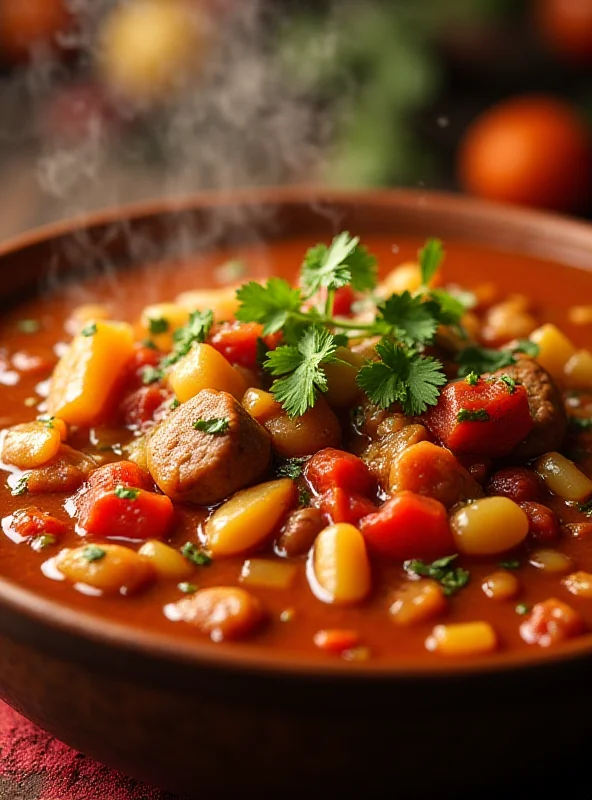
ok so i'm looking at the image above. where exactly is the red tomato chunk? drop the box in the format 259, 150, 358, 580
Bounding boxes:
359, 490, 454, 561
319, 487, 376, 526
305, 448, 375, 497
427, 379, 533, 457
121, 384, 170, 427
10, 507, 68, 540
487, 467, 543, 503
520, 501, 560, 542
520, 598, 584, 647
209, 322, 281, 369
332, 284, 356, 317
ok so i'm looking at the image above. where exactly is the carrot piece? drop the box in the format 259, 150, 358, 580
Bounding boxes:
77, 488, 174, 541
10, 507, 68, 540
319, 487, 376, 526
426, 378, 533, 457
359, 490, 454, 561
313, 628, 361, 653
209, 321, 281, 369
305, 448, 375, 496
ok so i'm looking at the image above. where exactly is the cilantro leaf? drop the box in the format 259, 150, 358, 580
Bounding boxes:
301, 232, 377, 297
161, 309, 213, 368
356, 339, 446, 415
193, 417, 230, 435
11, 474, 29, 496
264, 326, 340, 417
430, 288, 466, 327
404, 553, 469, 596
83, 545, 106, 562
419, 238, 444, 286
456, 340, 540, 377
276, 457, 308, 479
466, 371, 479, 386
235, 278, 302, 336
180, 542, 212, 567
142, 365, 164, 385
148, 317, 169, 335
114, 485, 139, 500
81, 323, 97, 337
376, 291, 438, 346
515, 339, 539, 358
456, 408, 490, 422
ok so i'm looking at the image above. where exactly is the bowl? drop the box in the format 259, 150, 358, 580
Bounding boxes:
1, 187, 592, 796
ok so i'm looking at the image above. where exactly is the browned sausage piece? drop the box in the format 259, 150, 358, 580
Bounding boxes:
361, 424, 429, 489
491, 357, 567, 460
275, 507, 325, 558
25, 445, 97, 494
147, 389, 271, 505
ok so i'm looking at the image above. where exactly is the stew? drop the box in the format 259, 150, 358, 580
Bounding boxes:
1, 232, 592, 666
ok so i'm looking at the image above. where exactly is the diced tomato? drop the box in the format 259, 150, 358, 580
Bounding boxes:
77, 488, 174, 541
520, 598, 584, 647
122, 344, 162, 386
209, 321, 282, 369
319, 487, 376, 526
86, 461, 153, 494
305, 448, 375, 497
332, 284, 356, 317
426, 378, 533, 457
519, 501, 560, 542
313, 628, 360, 653
121, 384, 171, 427
10, 507, 68, 540
359, 490, 454, 561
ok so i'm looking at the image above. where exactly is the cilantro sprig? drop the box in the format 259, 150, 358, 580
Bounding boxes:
457, 340, 539, 377
404, 554, 469, 596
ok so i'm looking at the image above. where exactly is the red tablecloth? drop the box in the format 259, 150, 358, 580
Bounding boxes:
0, 701, 183, 800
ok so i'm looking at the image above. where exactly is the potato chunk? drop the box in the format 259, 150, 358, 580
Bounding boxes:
2, 421, 62, 469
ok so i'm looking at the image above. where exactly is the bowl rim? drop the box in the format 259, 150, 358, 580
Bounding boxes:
2, 184, 592, 683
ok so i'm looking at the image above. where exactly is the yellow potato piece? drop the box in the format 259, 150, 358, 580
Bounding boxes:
311, 523, 371, 605
140, 302, 189, 351
240, 558, 298, 590
425, 621, 497, 657
529, 324, 576, 382
2, 421, 61, 469
564, 349, 592, 390
55, 544, 154, 595
205, 479, 296, 557
536, 451, 592, 502
46, 320, 134, 425
168, 343, 248, 403
138, 540, 194, 581
323, 347, 365, 408
450, 496, 528, 556
176, 287, 239, 322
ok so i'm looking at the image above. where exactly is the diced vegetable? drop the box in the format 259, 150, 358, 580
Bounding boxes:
167, 586, 264, 641
240, 558, 297, 590
140, 302, 189, 350
65, 303, 111, 336
528, 549, 572, 574
520, 598, 584, 647
313, 628, 360, 653
205, 478, 297, 557
319, 487, 376, 526
168, 343, 248, 403
359, 491, 454, 561
426, 378, 533, 457
450, 497, 529, 556
332, 284, 356, 316
209, 321, 280, 369
47, 320, 135, 425
362, 424, 428, 489
481, 571, 520, 601
535, 451, 592, 502
529, 323, 576, 382
7, 507, 68, 542
311, 523, 371, 605
323, 347, 365, 408
175, 287, 240, 322
425, 622, 497, 656
24, 445, 96, 495
55, 544, 154, 595
563, 571, 592, 598
487, 467, 543, 503
305, 448, 375, 497
2, 421, 62, 469
389, 579, 447, 626
138, 539, 194, 580
564, 349, 592, 389
121, 384, 170, 427
275, 507, 324, 558
389, 441, 483, 508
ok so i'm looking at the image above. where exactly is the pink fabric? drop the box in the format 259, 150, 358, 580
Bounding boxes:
0, 701, 183, 800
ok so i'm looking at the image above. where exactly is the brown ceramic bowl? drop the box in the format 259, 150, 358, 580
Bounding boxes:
1, 188, 592, 797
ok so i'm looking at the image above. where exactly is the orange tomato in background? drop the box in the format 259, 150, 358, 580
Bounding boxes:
535, 0, 592, 63
0, 0, 71, 62
458, 95, 592, 213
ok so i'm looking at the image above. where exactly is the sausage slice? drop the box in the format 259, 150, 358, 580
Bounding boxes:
147, 389, 271, 504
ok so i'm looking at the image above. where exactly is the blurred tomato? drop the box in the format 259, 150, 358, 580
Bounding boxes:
535, 0, 592, 63
0, 0, 71, 62
458, 95, 592, 213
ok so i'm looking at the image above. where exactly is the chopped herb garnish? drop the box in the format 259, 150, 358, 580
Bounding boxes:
178, 582, 198, 594
236, 278, 303, 337
82, 545, 106, 562
170, 397, 180, 410
457, 340, 540, 377
499, 374, 517, 394
11, 475, 29, 496
374, 291, 439, 347
569, 416, 592, 432
30, 533, 57, 552
161, 309, 214, 368
419, 238, 444, 286
277, 457, 308, 480
300, 231, 378, 298
456, 408, 490, 423
404, 554, 470, 596
148, 317, 170, 335
142, 365, 164, 385
17, 319, 41, 334
37, 416, 55, 428
578, 499, 592, 515
141, 338, 158, 350
298, 487, 312, 507
356, 339, 446, 416
193, 417, 230, 435
81, 323, 97, 337
114, 485, 139, 500
515, 603, 530, 616
500, 559, 520, 570
465, 371, 479, 386
180, 542, 213, 567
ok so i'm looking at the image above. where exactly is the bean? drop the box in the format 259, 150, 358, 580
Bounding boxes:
536, 452, 592, 502
310, 523, 371, 605
138, 540, 194, 581
275, 507, 324, 558
425, 622, 497, 656
169, 586, 264, 642
450, 497, 529, 556
389, 579, 446, 626
55, 544, 154, 595
482, 571, 520, 601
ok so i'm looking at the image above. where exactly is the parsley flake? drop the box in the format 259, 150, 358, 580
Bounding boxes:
161, 309, 214, 368
114, 485, 139, 500
456, 408, 490, 423
37, 416, 55, 428
301, 232, 377, 298
298, 487, 312, 507
277, 457, 308, 480
30, 533, 57, 552
180, 542, 212, 567
356, 339, 446, 415
142, 365, 164, 385
170, 397, 180, 410
83, 545, 106, 562
265, 326, 340, 417
193, 418, 230, 435
466, 371, 480, 386
515, 603, 530, 616
178, 581, 198, 594
499, 374, 517, 394
404, 554, 469, 596
81, 323, 97, 337
148, 317, 170, 335
499, 559, 520, 570
11, 475, 29, 496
